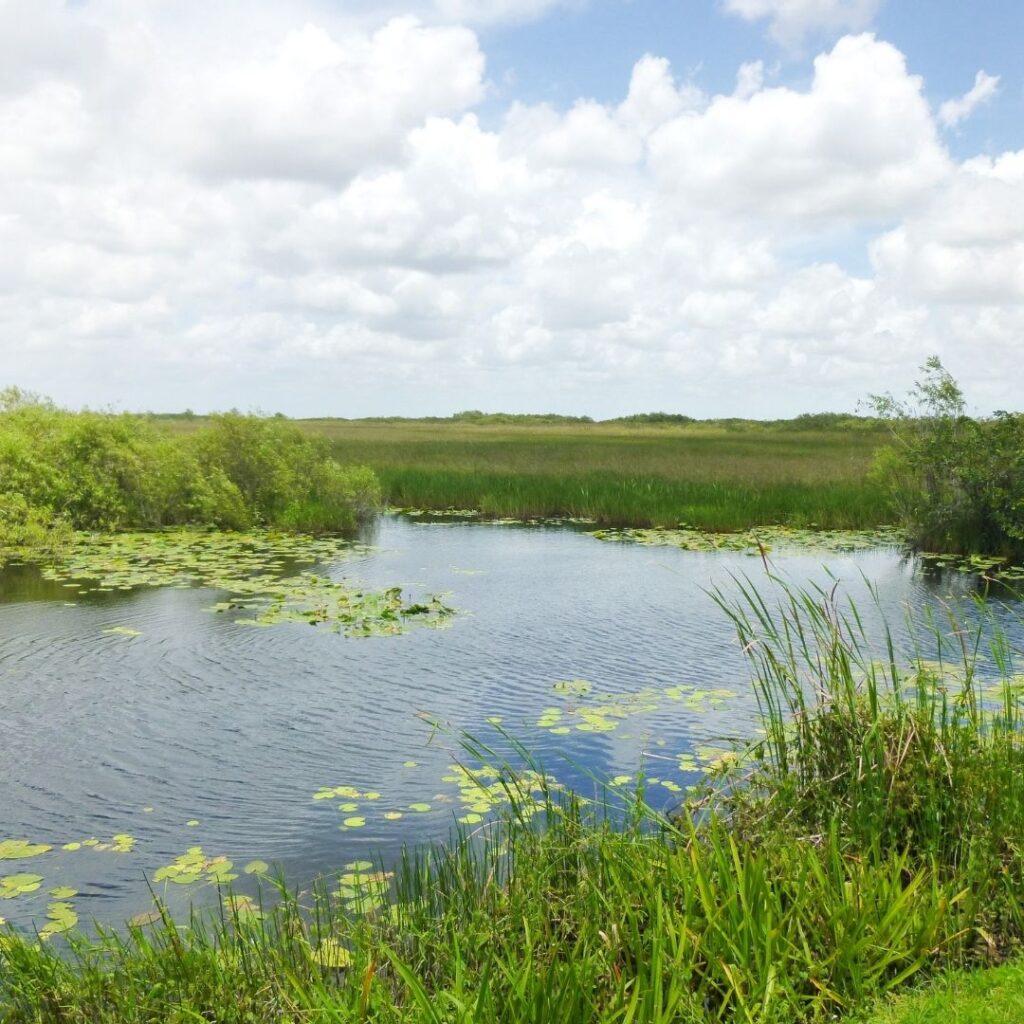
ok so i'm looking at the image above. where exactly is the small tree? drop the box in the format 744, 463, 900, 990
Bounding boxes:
867, 357, 1024, 559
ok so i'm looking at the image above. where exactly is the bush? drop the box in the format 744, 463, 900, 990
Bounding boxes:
867, 357, 1024, 559
0, 393, 381, 544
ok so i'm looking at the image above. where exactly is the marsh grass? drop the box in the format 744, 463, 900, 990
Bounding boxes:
301, 419, 892, 529
4, 582, 1024, 1022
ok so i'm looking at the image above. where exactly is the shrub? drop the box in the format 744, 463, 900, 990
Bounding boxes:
867, 357, 1024, 559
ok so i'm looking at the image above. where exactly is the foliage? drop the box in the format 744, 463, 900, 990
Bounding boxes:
867, 357, 1024, 558
0, 393, 381, 546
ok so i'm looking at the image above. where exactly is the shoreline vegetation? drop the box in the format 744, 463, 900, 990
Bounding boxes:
3, 580, 1024, 1021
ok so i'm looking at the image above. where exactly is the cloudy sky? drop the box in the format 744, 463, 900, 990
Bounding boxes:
2, 0, 1021, 417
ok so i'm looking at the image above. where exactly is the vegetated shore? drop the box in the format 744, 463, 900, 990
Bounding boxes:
3, 580, 1024, 1023
161, 414, 893, 531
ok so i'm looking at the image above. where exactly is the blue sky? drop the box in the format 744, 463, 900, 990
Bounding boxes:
475, 0, 1021, 157
0, 0, 1021, 417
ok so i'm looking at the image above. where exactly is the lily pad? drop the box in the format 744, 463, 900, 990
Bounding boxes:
1, 873, 44, 899
313, 938, 353, 969
243, 860, 269, 876
0, 839, 51, 860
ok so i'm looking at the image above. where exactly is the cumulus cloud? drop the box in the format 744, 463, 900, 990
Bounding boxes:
939, 70, 1000, 128
722, 0, 882, 48
0, 1, 1022, 416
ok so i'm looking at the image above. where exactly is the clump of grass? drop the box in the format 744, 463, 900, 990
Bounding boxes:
3, 583, 1024, 1022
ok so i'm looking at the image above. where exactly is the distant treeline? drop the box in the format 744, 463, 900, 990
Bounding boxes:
0, 388, 379, 550
148, 409, 884, 430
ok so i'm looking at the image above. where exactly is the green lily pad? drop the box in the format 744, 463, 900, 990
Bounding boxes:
342, 817, 366, 828
313, 938, 353, 969
408, 803, 431, 813
243, 860, 269, 876
48, 886, 77, 899
0, 839, 51, 860
39, 901, 78, 939
1, 873, 44, 899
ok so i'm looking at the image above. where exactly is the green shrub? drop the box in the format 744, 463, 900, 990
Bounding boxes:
0, 393, 380, 544
868, 357, 1024, 559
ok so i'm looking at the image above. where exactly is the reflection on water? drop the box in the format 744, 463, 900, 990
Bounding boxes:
0, 516, 1019, 933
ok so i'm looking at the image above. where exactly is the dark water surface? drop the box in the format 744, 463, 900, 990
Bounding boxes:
0, 517, 1018, 933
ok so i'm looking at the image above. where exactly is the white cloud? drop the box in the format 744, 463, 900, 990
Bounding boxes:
939, 70, 1000, 128
0, 1, 1022, 417
432, 0, 577, 26
648, 35, 949, 220
722, 0, 882, 48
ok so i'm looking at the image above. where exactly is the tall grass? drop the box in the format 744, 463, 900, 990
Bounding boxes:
4, 582, 1024, 1022
300, 419, 891, 530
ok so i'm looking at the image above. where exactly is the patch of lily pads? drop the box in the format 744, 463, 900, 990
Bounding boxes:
919, 551, 1024, 584
153, 847, 238, 886
26, 529, 455, 636
536, 680, 738, 737
590, 524, 905, 555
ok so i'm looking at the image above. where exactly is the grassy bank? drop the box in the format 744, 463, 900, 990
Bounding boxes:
3, 580, 1023, 1022
299, 419, 891, 529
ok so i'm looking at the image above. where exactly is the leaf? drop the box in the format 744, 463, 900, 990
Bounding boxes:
0, 839, 51, 860
313, 938, 353, 969
243, 860, 269, 876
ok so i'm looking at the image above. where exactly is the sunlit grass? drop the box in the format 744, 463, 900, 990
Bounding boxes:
303, 419, 892, 529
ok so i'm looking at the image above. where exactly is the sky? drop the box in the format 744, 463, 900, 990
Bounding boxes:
1, 0, 1022, 418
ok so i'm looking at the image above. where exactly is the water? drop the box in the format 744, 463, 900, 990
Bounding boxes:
0, 517, 1018, 933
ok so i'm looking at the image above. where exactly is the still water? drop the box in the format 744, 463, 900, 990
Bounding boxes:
0, 516, 1017, 933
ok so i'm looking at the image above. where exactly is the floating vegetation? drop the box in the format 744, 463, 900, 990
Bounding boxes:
128, 909, 164, 928
442, 764, 554, 825
333, 861, 393, 916
30, 529, 455, 636
312, 937, 354, 969
48, 887, 77, 899
153, 848, 237, 887
39, 901, 78, 939
591, 524, 905, 555
920, 551, 1024, 583
225, 894, 262, 918
0, 840, 51, 860
0, 874, 43, 899
243, 861, 269, 876
552, 679, 592, 697
534, 682, 738, 738
60, 834, 136, 854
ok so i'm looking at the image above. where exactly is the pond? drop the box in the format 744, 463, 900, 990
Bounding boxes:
0, 515, 1018, 935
